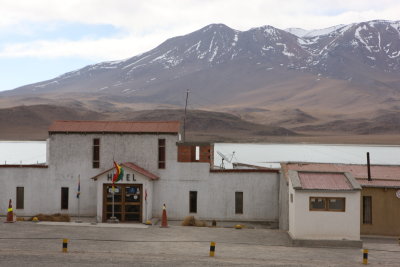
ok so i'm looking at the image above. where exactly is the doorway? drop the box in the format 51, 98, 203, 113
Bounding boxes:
103, 184, 142, 222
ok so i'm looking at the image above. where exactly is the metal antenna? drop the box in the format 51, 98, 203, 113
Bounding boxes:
183, 89, 189, 142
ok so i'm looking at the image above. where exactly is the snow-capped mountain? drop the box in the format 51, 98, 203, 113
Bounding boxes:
2, 20, 400, 114
286, 24, 346, 38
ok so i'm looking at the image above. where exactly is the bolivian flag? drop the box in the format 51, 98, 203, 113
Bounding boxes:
112, 161, 124, 185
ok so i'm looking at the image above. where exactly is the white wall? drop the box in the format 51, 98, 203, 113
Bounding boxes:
1, 133, 281, 223
45, 133, 178, 216
152, 164, 280, 222
279, 171, 289, 230
288, 179, 360, 240
0, 133, 177, 217
0, 167, 49, 216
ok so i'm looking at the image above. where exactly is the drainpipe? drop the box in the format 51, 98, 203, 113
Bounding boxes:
367, 152, 371, 181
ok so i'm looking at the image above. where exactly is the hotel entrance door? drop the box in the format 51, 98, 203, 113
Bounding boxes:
103, 184, 142, 222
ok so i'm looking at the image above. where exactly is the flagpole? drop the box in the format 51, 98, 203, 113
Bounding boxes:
108, 185, 118, 223
145, 189, 148, 223
77, 194, 81, 222
112, 185, 115, 218
107, 161, 120, 223
76, 175, 82, 223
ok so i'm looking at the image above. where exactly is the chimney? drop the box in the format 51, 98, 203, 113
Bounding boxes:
367, 152, 371, 181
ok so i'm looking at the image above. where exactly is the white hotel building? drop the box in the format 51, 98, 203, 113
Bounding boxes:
0, 121, 280, 224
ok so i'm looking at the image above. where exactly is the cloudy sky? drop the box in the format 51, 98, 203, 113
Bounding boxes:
0, 0, 399, 91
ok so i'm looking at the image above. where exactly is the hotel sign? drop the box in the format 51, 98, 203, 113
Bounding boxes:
107, 172, 136, 182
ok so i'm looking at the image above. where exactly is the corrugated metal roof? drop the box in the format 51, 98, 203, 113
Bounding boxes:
49, 120, 180, 134
357, 179, 400, 188
283, 163, 400, 188
298, 172, 353, 190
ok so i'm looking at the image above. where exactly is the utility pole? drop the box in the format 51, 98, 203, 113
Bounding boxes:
183, 89, 189, 142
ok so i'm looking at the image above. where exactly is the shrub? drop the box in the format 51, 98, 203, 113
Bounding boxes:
31, 213, 71, 222
181, 215, 207, 227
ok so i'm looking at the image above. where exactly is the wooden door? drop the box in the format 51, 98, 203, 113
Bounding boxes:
103, 184, 142, 222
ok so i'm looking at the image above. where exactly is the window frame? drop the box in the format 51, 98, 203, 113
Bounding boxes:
61, 187, 69, 210
235, 191, 243, 214
93, 138, 100, 169
309, 197, 345, 212
158, 139, 166, 169
189, 191, 197, 213
16, 187, 24, 209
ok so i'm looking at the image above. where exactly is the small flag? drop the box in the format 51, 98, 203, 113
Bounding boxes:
76, 175, 81, 199
112, 161, 124, 186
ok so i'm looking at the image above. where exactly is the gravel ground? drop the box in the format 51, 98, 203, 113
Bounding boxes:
0, 220, 399, 266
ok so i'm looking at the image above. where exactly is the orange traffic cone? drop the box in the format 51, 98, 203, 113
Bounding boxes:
5, 199, 14, 223
160, 203, 168, 228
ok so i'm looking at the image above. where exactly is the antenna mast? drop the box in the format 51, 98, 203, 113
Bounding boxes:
183, 89, 189, 142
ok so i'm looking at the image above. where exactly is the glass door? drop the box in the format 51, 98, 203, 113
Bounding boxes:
105, 185, 122, 221
103, 184, 142, 222
124, 185, 141, 222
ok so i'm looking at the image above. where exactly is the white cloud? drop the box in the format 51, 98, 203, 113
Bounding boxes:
1, 0, 399, 30
0, 35, 167, 60
0, 0, 399, 60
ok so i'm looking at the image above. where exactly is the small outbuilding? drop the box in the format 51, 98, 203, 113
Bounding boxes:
287, 170, 362, 246
281, 163, 400, 236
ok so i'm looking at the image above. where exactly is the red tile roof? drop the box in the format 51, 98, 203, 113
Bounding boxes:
91, 162, 159, 180
121, 162, 159, 180
49, 121, 180, 134
298, 172, 353, 190
283, 163, 400, 188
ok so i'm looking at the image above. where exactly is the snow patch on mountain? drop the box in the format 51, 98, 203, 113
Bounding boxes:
286, 24, 346, 38
285, 28, 309, 37
355, 26, 373, 53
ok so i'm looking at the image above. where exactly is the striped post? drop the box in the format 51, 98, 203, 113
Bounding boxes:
362, 249, 368, 264
62, 239, 68, 253
209, 241, 216, 257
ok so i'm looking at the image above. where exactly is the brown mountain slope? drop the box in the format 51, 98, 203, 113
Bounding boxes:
0, 105, 103, 140
0, 105, 295, 141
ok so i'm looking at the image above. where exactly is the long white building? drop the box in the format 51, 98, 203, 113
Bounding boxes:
0, 121, 280, 224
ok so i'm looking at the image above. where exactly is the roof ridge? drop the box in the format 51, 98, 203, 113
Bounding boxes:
283, 162, 400, 167
52, 120, 180, 123
49, 120, 180, 134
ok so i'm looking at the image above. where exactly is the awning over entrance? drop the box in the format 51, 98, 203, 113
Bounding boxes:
90, 162, 159, 181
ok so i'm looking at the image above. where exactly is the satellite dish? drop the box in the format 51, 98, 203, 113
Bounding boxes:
217, 151, 235, 169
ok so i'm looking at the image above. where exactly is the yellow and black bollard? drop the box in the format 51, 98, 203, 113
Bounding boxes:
62, 239, 68, 253
209, 241, 216, 257
362, 249, 368, 264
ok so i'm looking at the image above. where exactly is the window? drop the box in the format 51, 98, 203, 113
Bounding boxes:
93, 138, 100, 168
189, 191, 197, 213
363, 196, 372, 224
310, 197, 326, 210
16, 187, 24, 209
195, 146, 200, 161
61, 187, 69, 210
309, 197, 345, 212
328, 198, 345, 211
235, 192, 243, 214
158, 139, 166, 169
